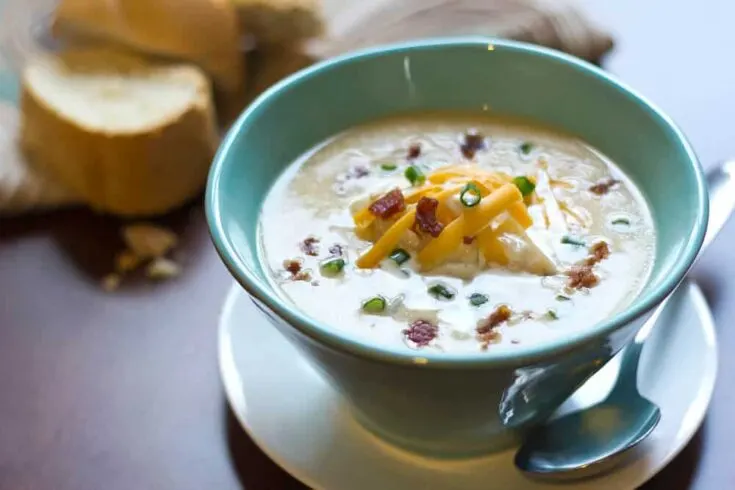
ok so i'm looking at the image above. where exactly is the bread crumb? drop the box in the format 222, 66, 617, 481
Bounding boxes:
122, 224, 178, 259
115, 250, 141, 273
146, 258, 181, 280
101, 273, 121, 292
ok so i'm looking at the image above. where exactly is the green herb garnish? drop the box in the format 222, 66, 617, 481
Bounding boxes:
512, 176, 536, 196
555, 295, 571, 302
389, 248, 411, 265
561, 235, 586, 247
520, 141, 534, 155
611, 217, 631, 226
545, 309, 559, 320
459, 182, 482, 207
469, 293, 489, 307
381, 163, 398, 171
320, 257, 346, 276
404, 165, 426, 186
362, 296, 387, 314
428, 283, 456, 301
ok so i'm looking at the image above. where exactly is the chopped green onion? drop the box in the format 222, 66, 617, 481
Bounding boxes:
545, 309, 559, 320
389, 248, 411, 265
612, 217, 631, 226
428, 283, 456, 300
459, 182, 482, 207
469, 293, 489, 307
320, 257, 346, 276
520, 141, 534, 155
404, 165, 426, 186
513, 176, 536, 196
381, 163, 397, 171
362, 296, 387, 314
555, 295, 571, 302
561, 235, 586, 247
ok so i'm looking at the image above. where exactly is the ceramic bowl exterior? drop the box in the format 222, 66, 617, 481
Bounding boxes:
207, 38, 708, 455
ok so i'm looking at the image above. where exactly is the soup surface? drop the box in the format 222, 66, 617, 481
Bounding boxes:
259, 113, 656, 353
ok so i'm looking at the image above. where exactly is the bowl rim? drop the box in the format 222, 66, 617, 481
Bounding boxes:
206, 37, 709, 368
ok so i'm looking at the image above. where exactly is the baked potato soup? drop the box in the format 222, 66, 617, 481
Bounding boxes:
259, 113, 655, 353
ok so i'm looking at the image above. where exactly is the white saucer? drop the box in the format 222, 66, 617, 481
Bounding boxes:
219, 280, 717, 490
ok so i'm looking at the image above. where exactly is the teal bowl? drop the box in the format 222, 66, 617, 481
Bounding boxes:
206, 38, 708, 455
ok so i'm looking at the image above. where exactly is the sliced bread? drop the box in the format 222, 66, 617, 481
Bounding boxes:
20, 48, 218, 216
51, 0, 246, 109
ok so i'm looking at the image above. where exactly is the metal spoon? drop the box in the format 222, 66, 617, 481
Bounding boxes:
515, 160, 735, 480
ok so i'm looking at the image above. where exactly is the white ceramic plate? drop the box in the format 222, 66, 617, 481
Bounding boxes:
219, 280, 717, 490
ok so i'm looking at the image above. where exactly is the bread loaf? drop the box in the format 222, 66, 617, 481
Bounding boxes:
20, 48, 218, 216
52, 0, 246, 110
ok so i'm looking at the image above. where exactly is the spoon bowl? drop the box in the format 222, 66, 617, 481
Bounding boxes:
515, 391, 661, 479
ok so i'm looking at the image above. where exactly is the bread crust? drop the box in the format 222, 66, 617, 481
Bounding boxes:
20, 50, 218, 216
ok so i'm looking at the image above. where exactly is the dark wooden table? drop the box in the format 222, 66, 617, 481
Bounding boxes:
2, 2, 734, 489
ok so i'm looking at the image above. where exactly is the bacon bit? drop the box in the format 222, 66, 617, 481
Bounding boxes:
477, 305, 512, 334
368, 188, 406, 219
414, 197, 444, 237
589, 178, 620, 195
403, 320, 438, 347
284, 259, 302, 275
283, 259, 312, 282
476, 306, 512, 349
300, 237, 320, 256
585, 241, 610, 266
407, 143, 422, 159
460, 131, 486, 159
348, 165, 370, 179
328, 244, 345, 257
463, 236, 475, 245
567, 264, 599, 289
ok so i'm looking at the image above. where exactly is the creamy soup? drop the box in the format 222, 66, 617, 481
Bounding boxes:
259, 113, 656, 353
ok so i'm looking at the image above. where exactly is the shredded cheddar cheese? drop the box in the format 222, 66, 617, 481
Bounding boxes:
417, 184, 522, 269
353, 185, 445, 234
355, 208, 417, 268
508, 201, 533, 229
476, 227, 508, 265
352, 165, 537, 270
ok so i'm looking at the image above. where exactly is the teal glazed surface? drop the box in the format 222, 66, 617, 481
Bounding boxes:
206, 38, 708, 454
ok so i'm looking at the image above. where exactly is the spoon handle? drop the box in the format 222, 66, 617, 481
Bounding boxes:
613, 297, 668, 391
615, 159, 735, 391
702, 159, 735, 250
